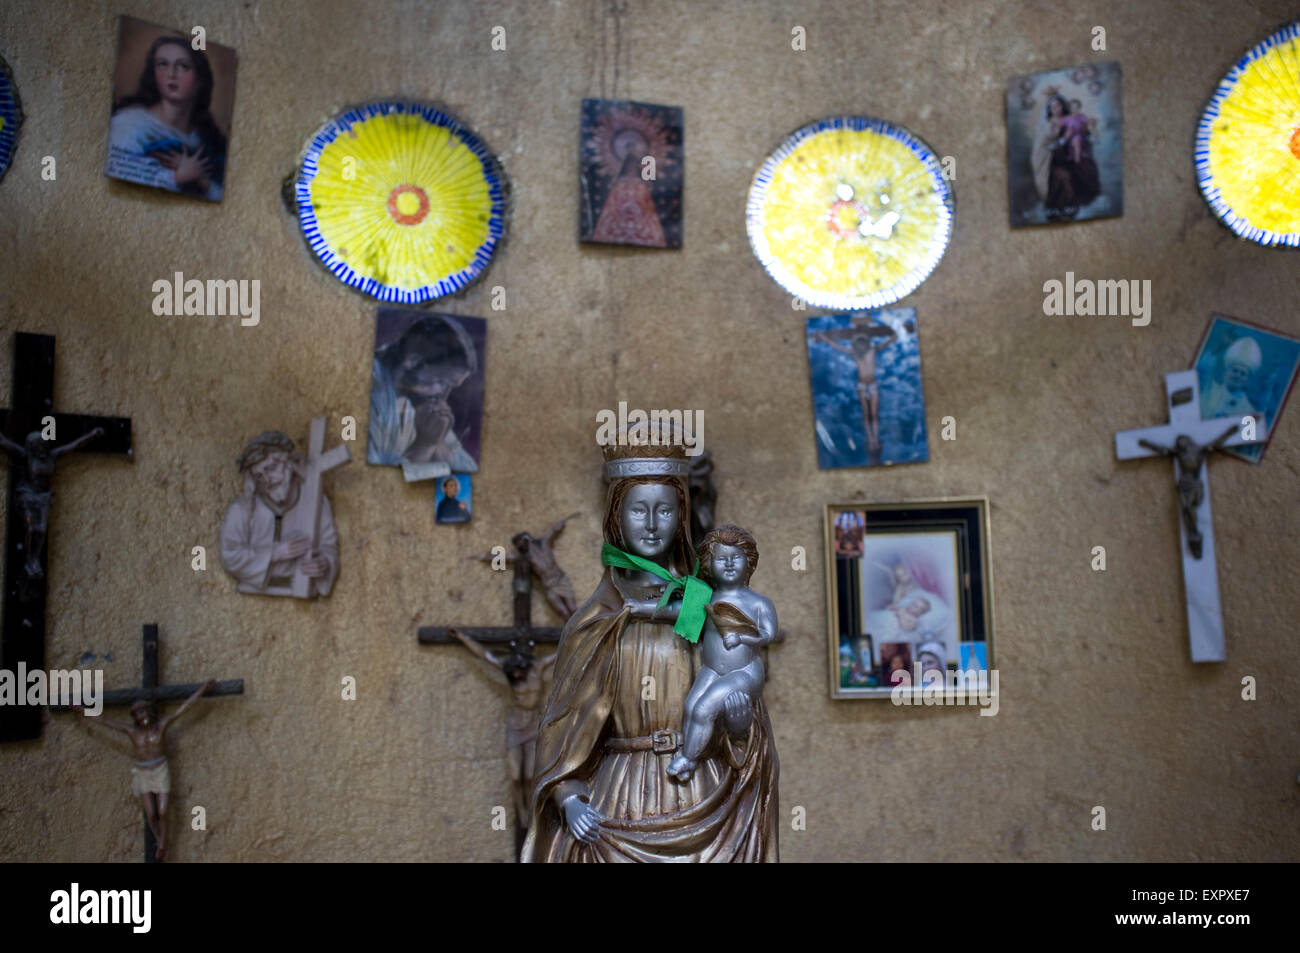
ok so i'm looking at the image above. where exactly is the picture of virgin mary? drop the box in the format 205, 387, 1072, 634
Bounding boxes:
105, 17, 236, 202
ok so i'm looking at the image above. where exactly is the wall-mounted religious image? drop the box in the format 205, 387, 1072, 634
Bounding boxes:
1191, 313, 1300, 464
105, 16, 236, 202
960, 641, 987, 672
0, 54, 21, 186
367, 309, 486, 480
825, 500, 994, 699
833, 509, 865, 557
579, 98, 683, 248
807, 308, 928, 469
1006, 62, 1122, 226
434, 474, 472, 524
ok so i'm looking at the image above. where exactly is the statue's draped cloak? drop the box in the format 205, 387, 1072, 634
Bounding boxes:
522, 569, 778, 862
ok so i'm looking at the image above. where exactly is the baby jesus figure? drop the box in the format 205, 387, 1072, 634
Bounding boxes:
666, 525, 776, 782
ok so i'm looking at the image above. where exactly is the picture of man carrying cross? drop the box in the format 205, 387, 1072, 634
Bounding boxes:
219, 428, 342, 598
72, 679, 215, 861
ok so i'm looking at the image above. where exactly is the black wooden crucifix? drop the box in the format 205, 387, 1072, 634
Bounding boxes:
1, 333, 132, 742
97, 624, 244, 863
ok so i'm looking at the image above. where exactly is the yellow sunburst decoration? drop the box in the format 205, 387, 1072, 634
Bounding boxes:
747, 117, 954, 310
1196, 22, 1300, 247
295, 103, 505, 302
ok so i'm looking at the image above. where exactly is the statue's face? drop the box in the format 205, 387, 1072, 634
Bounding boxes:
249, 450, 294, 505
619, 482, 679, 561
708, 543, 748, 587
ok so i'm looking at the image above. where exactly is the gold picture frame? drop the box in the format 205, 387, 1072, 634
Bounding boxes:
825, 497, 995, 700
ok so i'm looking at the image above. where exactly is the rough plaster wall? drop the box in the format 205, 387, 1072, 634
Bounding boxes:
0, 0, 1297, 862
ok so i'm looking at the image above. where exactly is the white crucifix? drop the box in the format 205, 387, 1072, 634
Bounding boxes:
283, 416, 351, 598
1115, 370, 1265, 662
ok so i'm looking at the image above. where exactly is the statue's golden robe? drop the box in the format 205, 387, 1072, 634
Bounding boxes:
522, 570, 779, 862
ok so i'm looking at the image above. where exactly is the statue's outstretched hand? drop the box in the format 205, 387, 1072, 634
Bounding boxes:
561, 794, 603, 844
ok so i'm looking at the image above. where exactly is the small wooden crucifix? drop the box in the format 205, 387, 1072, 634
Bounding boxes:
1115, 370, 1265, 662
64, 623, 244, 863
283, 416, 351, 598
1, 333, 132, 742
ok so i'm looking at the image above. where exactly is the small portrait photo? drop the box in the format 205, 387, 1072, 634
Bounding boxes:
579, 98, 683, 248
960, 641, 987, 672
807, 308, 928, 469
1191, 314, 1300, 464
367, 310, 486, 477
833, 509, 865, 557
105, 16, 236, 202
862, 532, 960, 668
434, 474, 472, 524
839, 633, 879, 689
879, 642, 913, 687
1005, 61, 1122, 226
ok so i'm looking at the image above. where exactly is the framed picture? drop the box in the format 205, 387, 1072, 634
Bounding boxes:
1005, 61, 1122, 226
1190, 313, 1300, 464
825, 498, 994, 700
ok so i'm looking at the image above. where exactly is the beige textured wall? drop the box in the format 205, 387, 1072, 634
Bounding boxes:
1, 0, 1297, 863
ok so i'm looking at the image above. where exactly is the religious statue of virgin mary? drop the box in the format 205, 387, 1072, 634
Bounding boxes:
521, 427, 779, 862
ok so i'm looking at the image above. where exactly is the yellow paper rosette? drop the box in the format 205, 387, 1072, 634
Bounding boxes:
747, 117, 954, 310
1196, 22, 1300, 247
295, 103, 505, 302
0, 55, 20, 185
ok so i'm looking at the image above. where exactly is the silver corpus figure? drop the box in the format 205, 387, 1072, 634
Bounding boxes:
672, 526, 776, 780
0, 427, 104, 579
1138, 424, 1237, 560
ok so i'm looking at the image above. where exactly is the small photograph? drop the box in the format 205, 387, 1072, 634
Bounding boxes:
434, 475, 472, 524
579, 98, 683, 248
839, 633, 879, 689
1191, 314, 1300, 463
833, 509, 865, 557
862, 532, 961, 667
1006, 62, 1122, 226
879, 642, 913, 687
105, 16, 237, 202
807, 308, 928, 469
960, 641, 987, 672
368, 310, 486, 477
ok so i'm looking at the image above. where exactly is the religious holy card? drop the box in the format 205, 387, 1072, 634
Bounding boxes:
1005, 61, 1122, 227
806, 308, 928, 469
367, 309, 487, 479
434, 474, 472, 524
104, 16, 237, 202
1191, 313, 1300, 464
579, 98, 683, 248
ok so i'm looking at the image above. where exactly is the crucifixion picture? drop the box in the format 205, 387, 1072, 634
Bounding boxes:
1115, 370, 1266, 662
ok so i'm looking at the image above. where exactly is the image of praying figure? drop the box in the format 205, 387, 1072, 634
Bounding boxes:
368, 311, 485, 473
105, 18, 236, 201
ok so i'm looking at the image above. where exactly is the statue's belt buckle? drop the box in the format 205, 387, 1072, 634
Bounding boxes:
651, 729, 681, 754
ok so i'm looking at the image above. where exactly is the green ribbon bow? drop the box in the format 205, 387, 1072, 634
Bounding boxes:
601, 542, 712, 643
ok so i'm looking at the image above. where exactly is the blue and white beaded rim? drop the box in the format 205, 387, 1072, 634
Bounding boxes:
0, 56, 21, 185
746, 116, 955, 311
1194, 21, 1300, 249
294, 102, 507, 303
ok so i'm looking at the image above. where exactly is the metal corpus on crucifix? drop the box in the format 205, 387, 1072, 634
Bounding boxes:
418, 535, 566, 854
1115, 370, 1265, 662
65, 624, 244, 863
0, 333, 132, 742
